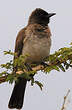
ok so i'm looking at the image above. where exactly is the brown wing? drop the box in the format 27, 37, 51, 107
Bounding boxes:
14, 27, 26, 58
13, 27, 26, 72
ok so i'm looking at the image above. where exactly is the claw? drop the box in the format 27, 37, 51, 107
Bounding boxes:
25, 63, 34, 81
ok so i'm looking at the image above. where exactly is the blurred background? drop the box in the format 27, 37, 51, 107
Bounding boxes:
0, 0, 72, 110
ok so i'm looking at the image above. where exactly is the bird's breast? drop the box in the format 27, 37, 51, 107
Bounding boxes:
22, 25, 51, 63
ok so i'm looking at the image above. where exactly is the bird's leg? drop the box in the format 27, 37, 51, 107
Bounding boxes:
25, 63, 34, 81
25, 63, 32, 71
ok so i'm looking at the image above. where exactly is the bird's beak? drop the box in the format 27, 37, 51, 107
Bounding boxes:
48, 13, 56, 18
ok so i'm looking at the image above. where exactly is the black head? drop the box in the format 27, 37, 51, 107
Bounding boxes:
28, 8, 56, 26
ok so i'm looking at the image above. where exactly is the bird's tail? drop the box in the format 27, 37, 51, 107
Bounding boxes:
8, 77, 27, 109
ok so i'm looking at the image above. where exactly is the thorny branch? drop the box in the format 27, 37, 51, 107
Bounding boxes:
0, 65, 44, 84
61, 89, 70, 110
0, 43, 72, 84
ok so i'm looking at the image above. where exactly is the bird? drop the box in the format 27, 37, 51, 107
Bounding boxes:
8, 8, 56, 109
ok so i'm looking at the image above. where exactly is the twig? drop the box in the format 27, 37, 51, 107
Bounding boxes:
61, 89, 70, 110
0, 50, 71, 84
0, 64, 44, 84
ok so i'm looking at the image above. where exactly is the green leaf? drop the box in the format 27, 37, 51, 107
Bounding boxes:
0, 71, 8, 77
66, 64, 70, 70
70, 42, 72, 45
31, 78, 34, 86
44, 65, 60, 73
58, 64, 65, 72
51, 65, 60, 71
6, 74, 14, 84
44, 66, 53, 73
4, 50, 14, 55
0, 64, 7, 68
35, 81, 43, 90
68, 52, 72, 55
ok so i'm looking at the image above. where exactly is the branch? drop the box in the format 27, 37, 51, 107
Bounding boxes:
61, 89, 70, 110
0, 65, 44, 84
0, 44, 72, 84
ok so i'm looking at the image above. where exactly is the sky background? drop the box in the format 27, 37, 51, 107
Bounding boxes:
0, 0, 72, 110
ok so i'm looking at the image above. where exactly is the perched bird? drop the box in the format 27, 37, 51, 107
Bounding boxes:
8, 8, 56, 109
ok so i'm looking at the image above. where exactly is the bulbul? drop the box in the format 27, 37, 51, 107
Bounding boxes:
8, 8, 56, 109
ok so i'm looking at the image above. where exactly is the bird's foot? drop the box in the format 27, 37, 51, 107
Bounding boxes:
25, 63, 34, 81
25, 63, 32, 71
